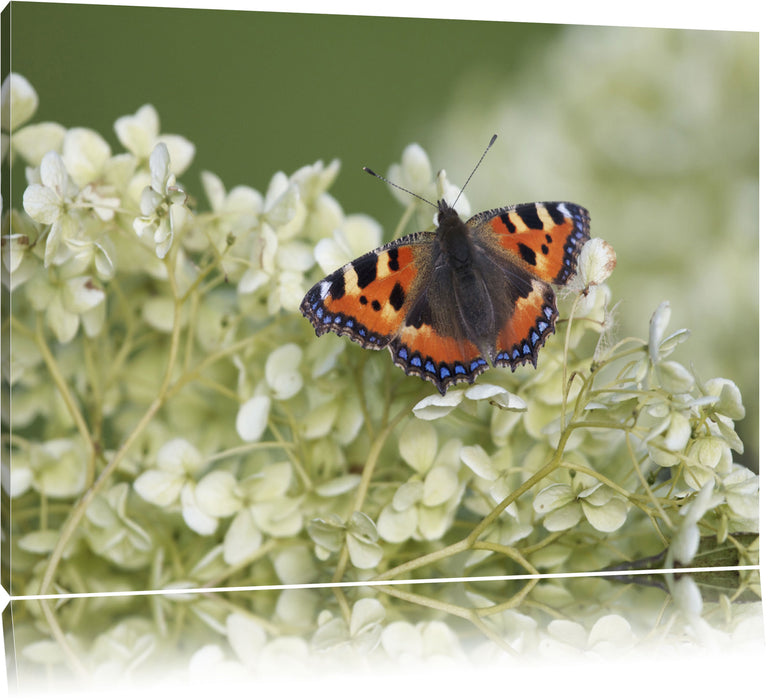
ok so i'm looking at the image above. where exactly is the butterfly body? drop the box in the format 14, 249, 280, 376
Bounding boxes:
301, 200, 590, 394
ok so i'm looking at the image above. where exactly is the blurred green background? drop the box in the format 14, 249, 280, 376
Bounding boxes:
9, 3, 758, 470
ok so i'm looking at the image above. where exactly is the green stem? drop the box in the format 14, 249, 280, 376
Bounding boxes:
332, 404, 412, 583
373, 406, 581, 582
38, 267, 184, 596
33, 315, 94, 452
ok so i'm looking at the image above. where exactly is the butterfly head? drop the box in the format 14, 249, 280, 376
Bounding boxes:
436, 198, 464, 228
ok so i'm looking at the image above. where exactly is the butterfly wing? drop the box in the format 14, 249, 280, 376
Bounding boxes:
467, 201, 590, 371
468, 201, 590, 284
300, 231, 488, 393
300, 232, 429, 349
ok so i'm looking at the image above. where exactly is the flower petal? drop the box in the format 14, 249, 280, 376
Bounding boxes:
236, 395, 271, 442
460, 444, 498, 480
12, 123, 66, 165
422, 466, 459, 506
346, 532, 382, 569
114, 104, 159, 157
2, 73, 38, 129
377, 503, 418, 543
62, 127, 111, 187
156, 134, 195, 175
23, 183, 60, 224
133, 470, 185, 507
156, 438, 203, 475
581, 498, 628, 532
181, 482, 218, 535
412, 390, 464, 420
398, 419, 437, 474
195, 471, 242, 517
224, 509, 263, 565
349, 598, 385, 638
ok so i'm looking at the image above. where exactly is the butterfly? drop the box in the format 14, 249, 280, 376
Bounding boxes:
300, 145, 590, 395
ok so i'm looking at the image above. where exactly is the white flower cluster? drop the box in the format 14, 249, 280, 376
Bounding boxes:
3, 73, 758, 681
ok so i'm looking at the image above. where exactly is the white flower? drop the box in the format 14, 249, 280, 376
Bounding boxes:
195, 462, 303, 565
1, 74, 66, 165
61, 128, 111, 187
23, 151, 80, 266
668, 479, 722, 566
266, 269, 306, 314
646, 408, 692, 467
265, 343, 304, 399
133, 438, 216, 535
533, 471, 629, 533
236, 394, 271, 442
235, 343, 304, 442
313, 214, 383, 274
308, 512, 383, 569
413, 383, 526, 420
114, 103, 195, 174
647, 301, 693, 392
567, 238, 617, 294
198, 169, 263, 255
385, 143, 470, 228
25, 270, 105, 343
289, 158, 341, 208
14, 438, 89, 499
2, 209, 40, 291
1, 73, 38, 132
703, 377, 746, 421
377, 424, 466, 543
718, 464, 758, 531
132, 143, 189, 258
84, 483, 153, 569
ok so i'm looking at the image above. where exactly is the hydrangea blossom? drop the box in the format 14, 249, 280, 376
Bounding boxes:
4, 73, 759, 683
133, 438, 216, 535
23, 151, 81, 266
194, 461, 303, 565
533, 471, 629, 533
132, 143, 189, 258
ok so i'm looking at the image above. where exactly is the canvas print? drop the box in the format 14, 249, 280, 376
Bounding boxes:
0, 2, 760, 692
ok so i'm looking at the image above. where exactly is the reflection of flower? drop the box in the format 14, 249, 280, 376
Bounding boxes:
312, 598, 385, 653
539, 614, 636, 657
381, 619, 465, 663
221, 611, 309, 675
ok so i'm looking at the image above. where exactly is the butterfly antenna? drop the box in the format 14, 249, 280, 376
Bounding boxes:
362, 166, 437, 209
452, 134, 498, 209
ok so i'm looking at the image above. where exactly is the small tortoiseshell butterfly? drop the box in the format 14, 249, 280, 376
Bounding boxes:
300, 137, 590, 394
